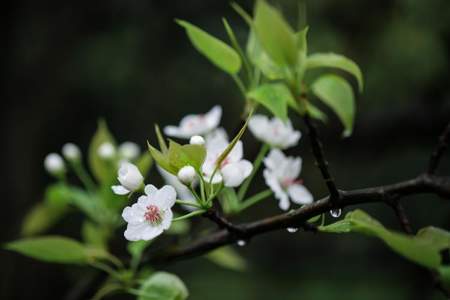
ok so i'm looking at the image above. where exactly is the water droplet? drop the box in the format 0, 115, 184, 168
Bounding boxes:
236, 240, 246, 247
330, 208, 342, 218
286, 227, 298, 233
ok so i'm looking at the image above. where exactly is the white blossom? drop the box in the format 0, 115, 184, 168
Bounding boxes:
177, 165, 197, 185
263, 149, 313, 211
119, 142, 140, 161
121, 185, 176, 241
112, 162, 144, 195
62, 143, 81, 161
249, 115, 301, 149
97, 142, 116, 159
44, 153, 65, 174
202, 132, 252, 187
164, 106, 222, 139
158, 167, 195, 203
189, 135, 205, 146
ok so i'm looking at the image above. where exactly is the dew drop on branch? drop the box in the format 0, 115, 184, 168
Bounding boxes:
286, 227, 298, 233
329, 208, 342, 218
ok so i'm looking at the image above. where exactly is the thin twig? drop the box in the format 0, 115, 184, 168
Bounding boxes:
303, 114, 340, 203
428, 121, 450, 175
390, 201, 413, 234
203, 207, 245, 236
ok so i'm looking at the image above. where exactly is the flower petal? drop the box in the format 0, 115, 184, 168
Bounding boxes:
164, 125, 187, 139
154, 185, 177, 209
287, 184, 313, 205
112, 185, 130, 195
264, 149, 286, 171
263, 169, 290, 210
227, 140, 243, 163
124, 223, 149, 241
144, 184, 158, 196
249, 114, 269, 143
222, 160, 253, 187
140, 225, 164, 241
205, 105, 222, 129
161, 209, 173, 230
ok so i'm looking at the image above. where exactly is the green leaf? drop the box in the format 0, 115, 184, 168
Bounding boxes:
88, 120, 116, 184
168, 140, 206, 172
306, 102, 328, 122
82, 221, 110, 250
219, 187, 240, 214
176, 19, 241, 74
21, 202, 69, 236
253, 0, 297, 67
438, 266, 450, 289
5, 236, 88, 264
138, 272, 188, 300
311, 74, 355, 137
154, 124, 168, 153
127, 240, 152, 259
206, 246, 247, 271
248, 83, 295, 120
148, 144, 177, 175
417, 226, 450, 250
306, 52, 364, 92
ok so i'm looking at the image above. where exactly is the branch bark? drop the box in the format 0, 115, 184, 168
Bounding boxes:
145, 173, 450, 264
428, 121, 450, 174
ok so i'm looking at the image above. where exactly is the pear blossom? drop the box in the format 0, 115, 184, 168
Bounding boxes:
249, 115, 301, 149
189, 135, 205, 146
164, 105, 222, 139
177, 165, 197, 185
98, 142, 116, 159
158, 167, 195, 203
62, 143, 81, 161
202, 132, 253, 187
44, 153, 65, 174
263, 149, 313, 211
119, 142, 140, 161
112, 162, 144, 195
121, 185, 176, 241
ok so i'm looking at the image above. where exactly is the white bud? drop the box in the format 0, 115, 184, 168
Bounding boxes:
189, 135, 205, 145
119, 142, 140, 160
62, 143, 81, 161
117, 162, 144, 192
177, 165, 197, 185
44, 153, 65, 174
98, 142, 116, 159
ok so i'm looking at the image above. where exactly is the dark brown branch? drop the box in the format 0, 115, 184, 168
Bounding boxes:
303, 115, 340, 203
145, 173, 450, 264
428, 121, 450, 175
390, 202, 413, 235
203, 208, 244, 236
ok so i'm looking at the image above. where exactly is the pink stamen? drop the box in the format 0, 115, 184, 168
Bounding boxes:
144, 205, 162, 224
281, 178, 303, 189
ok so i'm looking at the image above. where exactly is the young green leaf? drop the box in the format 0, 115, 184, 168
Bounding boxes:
5, 236, 88, 264
306, 53, 364, 92
305, 102, 328, 122
311, 74, 355, 137
247, 83, 295, 120
154, 124, 168, 153
138, 272, 188, 300
88, 119, 116, 184
253, 0, 297, 67
168, 140, 206, 171
21, 202, 68, 236
206, 246, 247, 271
82, 221, 110, 250
148, 144, 177, 175
176, 19, 241, 75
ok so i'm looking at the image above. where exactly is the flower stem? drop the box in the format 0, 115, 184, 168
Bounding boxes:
71, 161, 97, 193
175, 200, 203, 209
172, 209, 206, 222
239, 189, 273, 212
238, 143, 270, 201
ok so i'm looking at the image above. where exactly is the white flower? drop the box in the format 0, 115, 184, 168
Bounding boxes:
98, 142, 116, 159
189, 135, 205, 145
202, 133, 253, 187
44, 153, 65, 174
177, 165, 197, 185
119, 142, 140, 161
62, 143, 81, 161
263, 149, 313, 211
121, 185, 176, 241
249, 115, 301, 149
112, 162, 144, 195
164, 105, 222, 139
158, 167, 195, 202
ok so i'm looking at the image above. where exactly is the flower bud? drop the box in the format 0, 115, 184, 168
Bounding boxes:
98, 142, 116, 159
62, 143, 81, 161
117, 162, 144, 192
177, 165, 196, 185
189, 135, 205, 146
44, 153, 65, 174
119, 142, 140, 160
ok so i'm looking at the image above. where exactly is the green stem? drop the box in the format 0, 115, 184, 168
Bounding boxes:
239, 189, 273, 212
188, 185, 203, 205
206, 182, 224, 206
71, 161, 97, 192
238, 143, 270, 201
172, 209, 206, 222
175, 200, 203, 209
231, 74, 247, 98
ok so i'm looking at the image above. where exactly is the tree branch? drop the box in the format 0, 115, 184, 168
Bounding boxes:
145, 173, 450, 264
303, 115, 340, 203
428, 121, 450, 175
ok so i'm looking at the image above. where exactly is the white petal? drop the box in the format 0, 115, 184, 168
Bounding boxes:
117, 162, 143, 191
263, 149, 286, 171
154, 185, 176, 209
287, 184, 313, 205
205, 128, 228, 145
221, 160, 253, 187
227, 140, 243, 163
263, 169, 289, 210
136, 195, 151, 209
205, 105, 222, 130
161, 209, 173, 230
140, 225, 164, 241
285, 157, 302, 180
202, 172, 223, 185
144, 184, 158, 195
164, 125, 187, 138
248, 114, 269, 143
158, 167, 195, 201
112, 185, 130, 195
124, 223, 149, 241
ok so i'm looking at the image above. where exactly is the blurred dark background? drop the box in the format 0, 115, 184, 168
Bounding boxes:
2, 0, 450, 299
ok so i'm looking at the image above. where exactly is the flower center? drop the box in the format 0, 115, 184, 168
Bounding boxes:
144, 205, 162, 225
281, 178, 303, 189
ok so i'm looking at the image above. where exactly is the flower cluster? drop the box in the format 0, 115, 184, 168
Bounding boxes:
115, 106, 314, 242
